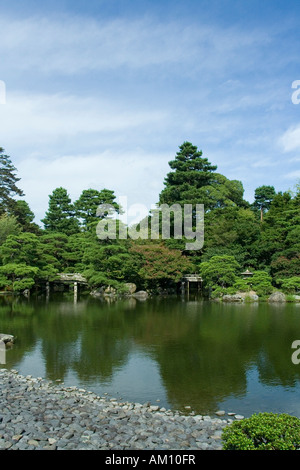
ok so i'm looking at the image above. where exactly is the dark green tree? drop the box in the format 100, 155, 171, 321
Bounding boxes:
0, 213, 21, 244
38, 232, 69, 272
0, 232, 41, 265
82, 239, 137, 288
13, 200, 40, 233
159, 142, 245, 211
41, 187, 79, 235
0, 147, 24, 214
0, 263, 39, 292
75, 188, 120, 231
199, 254, 241, 296
203, 206, 261, 267
254, 191, 298, 269
252, 185, 276, 222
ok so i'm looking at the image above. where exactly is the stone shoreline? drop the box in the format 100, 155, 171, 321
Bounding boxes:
0, 368, 241, 451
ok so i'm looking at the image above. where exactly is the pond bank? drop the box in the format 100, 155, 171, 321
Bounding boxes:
0, 369, 238, 451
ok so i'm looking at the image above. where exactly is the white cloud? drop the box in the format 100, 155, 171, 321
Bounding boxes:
17, 149, 170, 224
0, 10, 296, 223
251, 158, 278, 168
0, 91, 168, 153
284, 170, 300, 180
279, 124, 300, 152
0, 88, 171, 223
0, 14, 272, 76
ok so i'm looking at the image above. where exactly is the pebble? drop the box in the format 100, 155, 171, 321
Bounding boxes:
0, 368, 239, 450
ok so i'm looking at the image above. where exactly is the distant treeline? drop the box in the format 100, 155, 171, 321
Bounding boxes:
0, 142, 299, 297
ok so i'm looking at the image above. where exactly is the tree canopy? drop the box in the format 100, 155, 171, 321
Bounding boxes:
159, 142, 245, 210
41, 187, 80, 235
0, 142, 298, 298
0, 148, 24, 215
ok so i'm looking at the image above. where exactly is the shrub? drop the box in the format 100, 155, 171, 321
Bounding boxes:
250, 271, 273, 297
200, 255, 240, 292
279, 276, 300, 294
222, 412, 300, 450
210, 286, 237, 299
233, 278, 251, 292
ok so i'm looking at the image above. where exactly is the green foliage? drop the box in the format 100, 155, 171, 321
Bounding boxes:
0, 141, 299, 295
233, 278, 251, 292
0, 148, 24, 214
74, 188, 120, 231
0, 263, 39, 291
222, 412, 300, 450
230, 271, 273, 297
271, 254, 300, 282
279, 277, 300, 294
252, 185, 276, 221
203, 207, 260, 267
255, 191, 299, 268
0, 213, 21, 244
200, 255, 240, 292
249, 271, 274, 296
159, 142, 245, 211
129, 241, 194, 290
41, 187, 80, 235
13, 200, 40, 233
209, 285, 237, 299
0, 233, 40, 265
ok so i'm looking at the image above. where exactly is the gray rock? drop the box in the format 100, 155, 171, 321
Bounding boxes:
124, 283, 137, 294
222, 291, 259, 302
222, 294, 243, 302
133, 291, 149, 300
0, 369, 236, 451
268, 291, 286, 302
242, 293, 259, 302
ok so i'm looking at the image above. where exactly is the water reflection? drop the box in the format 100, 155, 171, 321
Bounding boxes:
1, 295, 300, 416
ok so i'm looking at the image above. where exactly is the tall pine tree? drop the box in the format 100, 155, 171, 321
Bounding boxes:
159, 142, 245, 210
42, 187, 79, 235
75, 188, 120, 231
252, 185, 276, 222
0, 147, 24, 215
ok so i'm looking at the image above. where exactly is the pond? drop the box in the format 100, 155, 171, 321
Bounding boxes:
1, 293, 300, 418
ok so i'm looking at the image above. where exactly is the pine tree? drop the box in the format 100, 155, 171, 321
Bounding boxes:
159, 142, 245, 210
41, 187, 79, 235
159, 142, 217, 206
252, 185, 276, 222
0, 147, 24, 214
75, 188, 120, 230
14, 200, 40, 233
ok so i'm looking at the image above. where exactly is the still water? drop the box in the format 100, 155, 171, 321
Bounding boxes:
1, 294, 300, 418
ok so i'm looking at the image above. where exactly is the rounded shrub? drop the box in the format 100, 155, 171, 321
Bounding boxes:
222, 412, 300, 450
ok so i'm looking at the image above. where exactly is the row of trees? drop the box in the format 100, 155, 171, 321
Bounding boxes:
0, 143, 299, 297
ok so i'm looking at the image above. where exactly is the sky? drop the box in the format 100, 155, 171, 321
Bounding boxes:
0, 0, 300, 225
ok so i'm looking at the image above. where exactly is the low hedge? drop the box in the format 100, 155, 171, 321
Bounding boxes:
222, 412, 300, 450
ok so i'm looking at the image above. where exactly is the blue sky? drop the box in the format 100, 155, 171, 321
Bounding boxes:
0, 0, 300, 224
